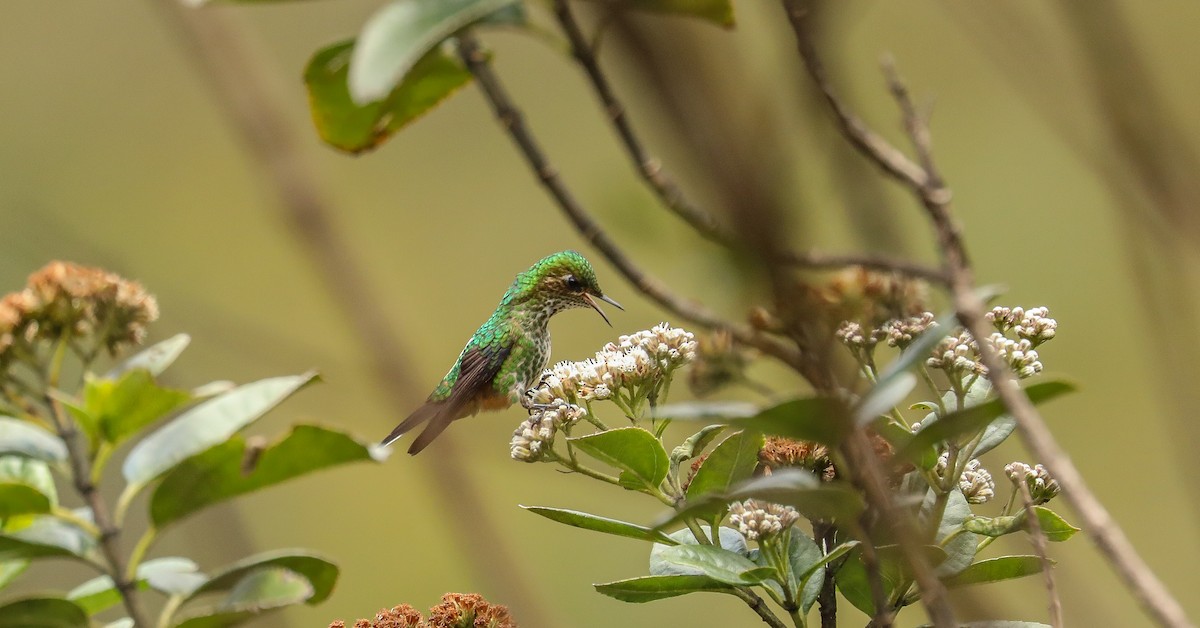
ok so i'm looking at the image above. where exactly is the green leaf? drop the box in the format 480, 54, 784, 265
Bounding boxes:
0, 457, 56, 506
150, 425, 384, 529
180, 550, 338, 608
659, 470, 863, 530
669, 424, 727, 464
569, 427, 668, 492
1029, 506, 1079, 542
855, 372, 916, 427
685, 430, 762, 500
650, 528, 746, 577
594, 574, 735, 603
0, 596, 88, 628
835, 545, 947, 615
0, 484, 51, 519
0, 515, 97, 563
579, 0, 735, 27
123, 373, 317, 488
963, 514, 1022, 538
796, 539, 858, 611
106, 334, 190, 379
781, 532, 825, 612
174, 568, 314, 628
306, 40, 474, 154
655, 401, 757, 422
83, 370, 192, 446
69, 558, 205, 615
521, 506, 676, 544
944, 556, 1048, 588
0, 560, 29, 591
651, 544, 773, 585
0, 419, 67, 464
928, 489, 978, 577
727, 397, 848, 446
349, 0, 519, 103
898, 379, 1076, 463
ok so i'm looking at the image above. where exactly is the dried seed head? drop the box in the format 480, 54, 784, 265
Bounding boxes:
427, 593, 516, 628
759, 436, 834, 482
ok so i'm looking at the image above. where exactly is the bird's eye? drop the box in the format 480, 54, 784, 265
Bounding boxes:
565, 275, 584, 292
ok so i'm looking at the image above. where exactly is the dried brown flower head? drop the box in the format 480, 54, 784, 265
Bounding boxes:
820, 267, 928, 329
759, 436, 835, 482
0, 261, 158, 370
330, 604, 424, 628
427, 593, 516, 628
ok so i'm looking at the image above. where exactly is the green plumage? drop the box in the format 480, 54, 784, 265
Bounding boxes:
382, 251, 619, 454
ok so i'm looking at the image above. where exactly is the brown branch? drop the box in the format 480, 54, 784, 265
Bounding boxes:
731, 588, 789, 628
551, 0, 948, 286
551, 0, 726, 244
47, 394, 150, 627
454, 32, 806, 373
781, 2, 1193, 626
147, 6, 558, 627
815, 522, 839, 628
1018, 481, 1063, 628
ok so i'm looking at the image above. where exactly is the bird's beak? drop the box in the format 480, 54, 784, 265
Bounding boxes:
583, 293, 623, 327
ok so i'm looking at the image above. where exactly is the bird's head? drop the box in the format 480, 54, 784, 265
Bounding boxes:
507, 250, 622, 324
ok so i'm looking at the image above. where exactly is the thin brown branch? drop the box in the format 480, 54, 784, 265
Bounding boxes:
782, 2, 1193, 625
551, 0, 726, 243
1018, 481, 1063, 628
454, 32, 807, 373
148, 6, 557, 627
48, 394, 150, 627
815, 522, 839, 628
781, 2, 928, 190
552, 0, 948, 286
731, 587, 789, 628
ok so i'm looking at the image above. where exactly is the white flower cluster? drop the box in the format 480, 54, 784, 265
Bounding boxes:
529, 323, 697, 406
728, 499, 800, 542
987, 306, 1057, 347
835, 321, 880, 349
927, 331, 986, 377
959, 459, 995, 504
509, 402, 586, 462
1005, 462, 1061, 505
984, 333, 1043, 379
934, 453, 994, 504
883, 312, 937, 349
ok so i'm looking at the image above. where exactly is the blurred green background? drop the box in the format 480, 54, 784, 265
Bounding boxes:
3, 0, 1199, 625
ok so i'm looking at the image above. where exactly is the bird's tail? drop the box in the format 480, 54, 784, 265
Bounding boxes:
380, 403, 440, 448
380, 401, 462, 455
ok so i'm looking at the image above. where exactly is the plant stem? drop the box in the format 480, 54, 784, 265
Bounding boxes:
731, 587, 789, 628
43, 339, 150, 627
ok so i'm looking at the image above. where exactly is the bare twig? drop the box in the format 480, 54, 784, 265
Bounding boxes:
731, 587, 789, 628
781, 2, 1193, 626
1018, 481, 1063, 628
551, 0, 726, 244
815, 522, 839, 628
47, 394, 150, 627
551, 0, 948, 286
454, 32, 807, 373
148, 6, 557, 626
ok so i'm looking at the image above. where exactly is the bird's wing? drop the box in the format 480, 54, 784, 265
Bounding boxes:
381, 340, 513, 455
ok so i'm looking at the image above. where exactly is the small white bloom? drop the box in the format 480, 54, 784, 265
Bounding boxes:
728, 499, 800, 542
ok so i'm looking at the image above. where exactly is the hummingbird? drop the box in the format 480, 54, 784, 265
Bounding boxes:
381, 250, 622, 454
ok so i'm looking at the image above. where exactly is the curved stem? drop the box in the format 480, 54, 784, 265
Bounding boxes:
731, 587, 789, 628
44, 338, 150, 627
